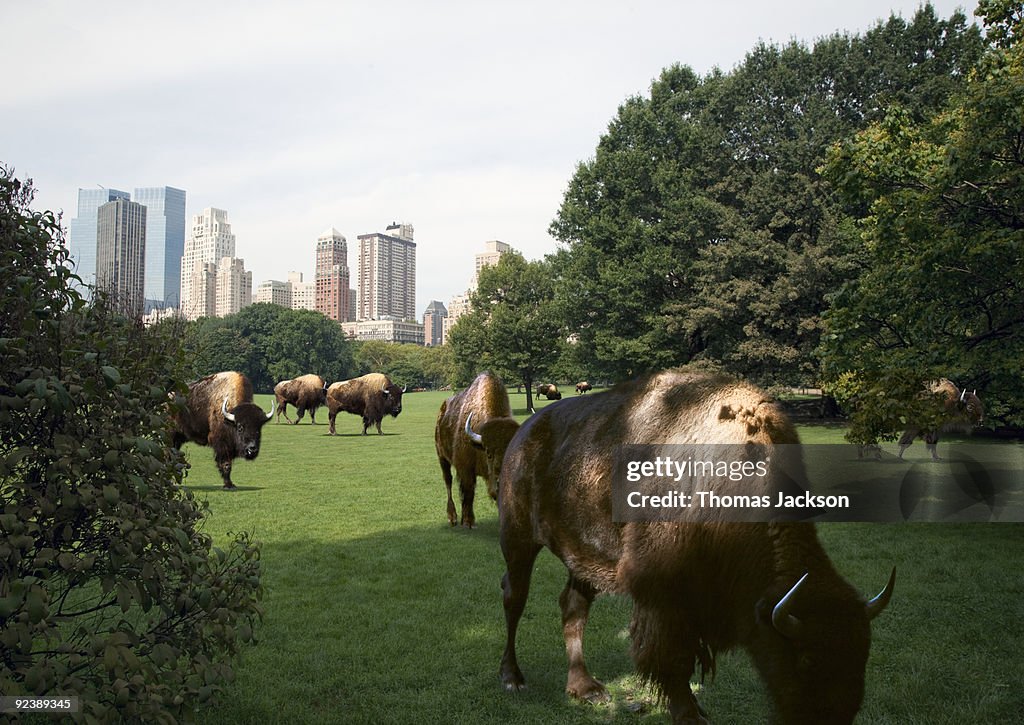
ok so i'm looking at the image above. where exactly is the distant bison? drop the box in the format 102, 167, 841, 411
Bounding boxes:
536, 383, 561, 400
898, 378, 984, 459
435, 371, 520, 528
273, 374, 328, 424
171, 371, 274, 490
575, 381, 592, 394
498, 368, 894, 723
327, 373, 404, 435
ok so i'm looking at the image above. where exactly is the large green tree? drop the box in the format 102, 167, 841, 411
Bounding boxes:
551, 4, 982, 385
820, 6, 1024, 433
0, 167, 263, 721
448, 252, 562, 409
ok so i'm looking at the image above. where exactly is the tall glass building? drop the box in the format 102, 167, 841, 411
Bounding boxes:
69, 187, 131, 294
134, 186, 186, 312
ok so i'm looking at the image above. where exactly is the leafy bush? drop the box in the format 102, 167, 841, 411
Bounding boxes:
0, 166, 263, 723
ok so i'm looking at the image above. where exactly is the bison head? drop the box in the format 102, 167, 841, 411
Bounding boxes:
382, 383, 405, 417
957, 388, 984, 426
222, 397, 275, 459
754, 568, 895, 723
465, 412, 521, 499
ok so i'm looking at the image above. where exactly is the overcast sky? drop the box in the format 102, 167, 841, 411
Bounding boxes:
2, 1, 974, 316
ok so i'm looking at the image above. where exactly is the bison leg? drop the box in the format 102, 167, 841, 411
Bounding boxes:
214, 455, 237, 490
630, 604, 706, 724
457, 468, 477, 528
440, 458, 457, 526
925, 431, 941, 460
561, 574, 608, 703
361, 416, 371, 435
897, 427, 918, 458
280, 402, 293, 424
499, 540, 542, 692
328, 409, 337, 435
293, 406, 305, 425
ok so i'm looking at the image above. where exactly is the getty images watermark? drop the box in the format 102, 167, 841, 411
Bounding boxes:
613, 444, 1024, 523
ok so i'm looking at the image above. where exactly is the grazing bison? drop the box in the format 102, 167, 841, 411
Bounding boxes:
327, 373, 404, 435
536, 383, 562, 400
273, 373, 328, 424
498, 368, 895, 723
575, 381, 592, 394
898, 378, 984, 459
434, 371, 521, 528
171, 371, 274, 490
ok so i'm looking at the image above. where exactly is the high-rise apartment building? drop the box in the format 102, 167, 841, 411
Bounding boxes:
95, 198, 147, 316
357, 222, 416, 321
133, 186, 186, 311
216, 258, 252, 317
422, 300, 447, 346
255, 279, 292, 306
315, 228, 352, 322
474, 240, 511, 287
179, 208, 250, 320
69, 187, 130, 292
289, 272, 316, 311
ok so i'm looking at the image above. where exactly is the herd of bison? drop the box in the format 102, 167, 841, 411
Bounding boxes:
169, 367, 987, 724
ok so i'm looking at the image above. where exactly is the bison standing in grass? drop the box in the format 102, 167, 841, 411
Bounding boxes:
498, 368, 894, 723
434, 371, 521, 528
898, 378, 984, 459
575, 381, 592, 394
327, 373, 404, 435
273, 374, 328, 424
171, 371, 274, 490
536, 383, 562, 400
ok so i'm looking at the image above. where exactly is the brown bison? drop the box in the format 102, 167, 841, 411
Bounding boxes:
327, 373, 404, 435
171, 371, 274, 490
273, 373, 328, 424
434, 371, 521, 528
575, 381, 592, 394
898, 378, 984, 459
498, 368, 895, 724
536, 383, 562, 400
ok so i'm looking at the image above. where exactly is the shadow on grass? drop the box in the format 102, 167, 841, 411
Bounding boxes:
193, 519, 1024, 725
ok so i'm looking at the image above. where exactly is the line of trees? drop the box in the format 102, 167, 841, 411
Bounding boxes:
448, 2, 1024, 432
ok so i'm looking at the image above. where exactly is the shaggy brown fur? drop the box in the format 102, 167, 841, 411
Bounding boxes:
497, 368, 894, 724
898, 378, 984, 459
171, 371, 273, 489
434, 371, 520, 528
273, 373, 327, 424
326, 373, 404, 435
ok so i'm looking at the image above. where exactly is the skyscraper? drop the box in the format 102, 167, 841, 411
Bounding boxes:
180, 208, 250, 320
133, 186, 186, 311
315, 228, 351, 322
69, 187, 130, 293
357, 222, 416, 321
95, 198, 147, 316
422, 300, 447, 346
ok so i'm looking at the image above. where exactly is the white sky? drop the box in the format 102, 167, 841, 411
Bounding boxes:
2, 0, 975, 316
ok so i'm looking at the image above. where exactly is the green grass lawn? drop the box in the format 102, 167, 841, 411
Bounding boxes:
182, 390, 1024, 724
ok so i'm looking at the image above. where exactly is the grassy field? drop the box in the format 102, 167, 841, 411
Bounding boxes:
182, 389, 1024, 724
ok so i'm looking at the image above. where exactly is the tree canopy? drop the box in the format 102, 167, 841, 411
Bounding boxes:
550, 4, 983, 386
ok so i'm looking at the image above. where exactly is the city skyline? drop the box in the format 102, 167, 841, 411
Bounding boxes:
3, 1, 973, 316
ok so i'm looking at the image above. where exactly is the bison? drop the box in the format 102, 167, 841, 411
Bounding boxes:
898, 378, 984, 459
273, 373, 328, 424
498, 368, 895, 724
536, 383, 562, 400
327, 373, 404, 435
434, 371, 521, 528
171, 371, 274, 490
575, 381, 592, 394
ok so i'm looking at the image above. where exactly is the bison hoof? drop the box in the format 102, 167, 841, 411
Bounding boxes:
222, 483, 238, 491
567, 678, 609, 704
501, 670, 526, 693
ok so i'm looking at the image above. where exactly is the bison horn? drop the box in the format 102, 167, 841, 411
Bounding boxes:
402, 384, 407, 393
222, 398, 236, 423
771, 572, 808, 639
865, 567, 896, 621
465, 412, 483, 446
265, 398, 276, 421
960, 388, 967, 402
